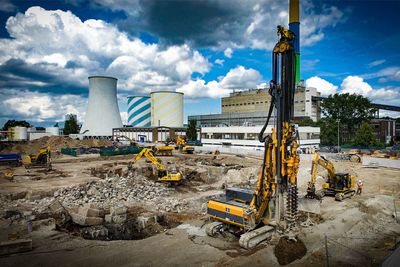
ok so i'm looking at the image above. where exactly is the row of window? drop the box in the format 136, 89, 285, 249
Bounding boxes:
222, 101, 270, 107
222, 99, 312, 107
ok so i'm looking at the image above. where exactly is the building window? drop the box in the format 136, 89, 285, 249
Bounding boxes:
306, 100, 310, 102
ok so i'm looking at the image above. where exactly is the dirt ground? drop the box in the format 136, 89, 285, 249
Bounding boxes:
0, 148, 399, 267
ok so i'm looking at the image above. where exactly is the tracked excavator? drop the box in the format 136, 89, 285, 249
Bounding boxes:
134, 148, 182, 184
175, 135, 194, 154
306, 152, 355, 201
205, 25, 300, 249
23, 146, 52, 171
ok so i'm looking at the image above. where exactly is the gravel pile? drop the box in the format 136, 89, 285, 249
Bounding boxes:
52, 174, 189, 213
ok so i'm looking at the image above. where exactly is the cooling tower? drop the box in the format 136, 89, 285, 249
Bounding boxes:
151, 91, 183, 127
127, 96, 151, 127
80, 76, 123, 137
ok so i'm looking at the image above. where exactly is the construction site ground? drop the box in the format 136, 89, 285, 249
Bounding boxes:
0, 150, 399, 266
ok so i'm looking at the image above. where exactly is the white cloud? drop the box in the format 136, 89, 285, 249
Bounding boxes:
306, 75, 400, 106
177, 65, 262, 98
214, 58, 224, 66
177, 79, 230, 99
368, 59, 386, 68
224, 48, 233, 58
0, 89, 87, 123
341, 75, 400, 103
0, 0, 16, 12
362, 66, 400, 83
243, 1, 346, 50
305, 76, 338, 96
219, 66, 261, 89
0, 6, 211, 93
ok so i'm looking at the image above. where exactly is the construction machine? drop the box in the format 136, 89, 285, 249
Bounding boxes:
134, 148, 183, 184
23, 146, 52, 171
306, 152, 355, 201
205, 25, 300, 249
175, 135, 194, 154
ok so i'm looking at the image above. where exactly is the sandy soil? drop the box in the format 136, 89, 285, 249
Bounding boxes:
0, 151, 399, 267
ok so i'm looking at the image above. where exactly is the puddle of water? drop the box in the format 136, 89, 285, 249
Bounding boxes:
177, 223, 206, 237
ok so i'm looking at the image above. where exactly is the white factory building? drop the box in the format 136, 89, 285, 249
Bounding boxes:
200, 125, 320, 149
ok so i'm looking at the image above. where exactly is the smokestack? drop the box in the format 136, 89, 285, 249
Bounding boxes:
289, 0, 300, 85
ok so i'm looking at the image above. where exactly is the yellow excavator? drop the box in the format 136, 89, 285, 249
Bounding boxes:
23, 146, 52, 171
134, 148, 182, 184
205, 25, 300, 249
175, 135, 194, 154
306, 152, 355, 201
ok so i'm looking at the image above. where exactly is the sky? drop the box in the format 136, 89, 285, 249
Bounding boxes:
0, 0, 399, 127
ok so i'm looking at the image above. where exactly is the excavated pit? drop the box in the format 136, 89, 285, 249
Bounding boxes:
61, 210, 182, 241
274, 237, 307, 265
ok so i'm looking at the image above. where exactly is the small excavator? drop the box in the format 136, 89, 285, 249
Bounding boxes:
133, 148, 183, 184
306, 152, 355, 201
205, 25, 300, 249
23, 146, 52, 171
175, 135, 194, 154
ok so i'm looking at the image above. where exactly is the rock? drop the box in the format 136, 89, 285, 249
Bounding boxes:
112, 214, 127, 224
80, 226, 108, 240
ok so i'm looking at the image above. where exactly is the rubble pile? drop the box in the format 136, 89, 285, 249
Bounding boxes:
53, 174, 169, 208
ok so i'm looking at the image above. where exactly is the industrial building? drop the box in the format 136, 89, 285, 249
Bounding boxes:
127, 96, 151, 127
118, 91, 186, 142
112, 126, 200, 143
189, 85, 321, 128
200, 125, 320, 149
80, 76, 123, 138
370, 118, 398, 144
151, 91, 184, 127
222, 86, 320, 120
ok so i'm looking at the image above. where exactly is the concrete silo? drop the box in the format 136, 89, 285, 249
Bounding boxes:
151, 91, 183, 127
80, 76, 123, 137
127, 96, 151, 127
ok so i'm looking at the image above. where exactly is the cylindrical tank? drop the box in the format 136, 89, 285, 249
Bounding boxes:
46, 127, 59, 136
10, 126, 28, 141
80, 76, 123, 137
151, 91, 183, 127
127, 96, 151, 127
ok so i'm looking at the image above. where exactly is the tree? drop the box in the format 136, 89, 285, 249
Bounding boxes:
321, 93, 376, 144
2, 120, 31, 131
63, 115, 79, 135
316, 118, 338, 146
298, 117, 315, 127
352, 122, 380, 147
186, 120, 198, 141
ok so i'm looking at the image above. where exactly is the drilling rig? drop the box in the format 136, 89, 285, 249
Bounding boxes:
205, 0, 300, 249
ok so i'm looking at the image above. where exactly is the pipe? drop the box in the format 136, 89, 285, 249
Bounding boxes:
289, 0, 300, 85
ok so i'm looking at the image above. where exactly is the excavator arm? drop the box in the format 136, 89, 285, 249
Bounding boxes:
134, 148, 182, 183
134, 148, 165, 170
307, 152, 337, 199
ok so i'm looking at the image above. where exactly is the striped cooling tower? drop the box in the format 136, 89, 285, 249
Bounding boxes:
127, 96, 151, 127
151, 91, 183, 127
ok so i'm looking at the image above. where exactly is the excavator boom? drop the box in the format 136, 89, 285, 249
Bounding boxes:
134, 148, 182, 184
